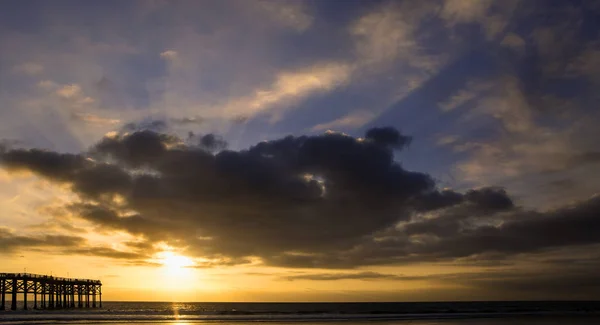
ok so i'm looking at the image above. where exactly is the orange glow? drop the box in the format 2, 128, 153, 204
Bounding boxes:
159, 252, 194, 271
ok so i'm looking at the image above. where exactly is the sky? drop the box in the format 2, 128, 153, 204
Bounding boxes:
1, 0, 600, 302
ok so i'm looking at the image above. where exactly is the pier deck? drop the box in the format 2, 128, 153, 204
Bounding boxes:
0, 273, 101, 310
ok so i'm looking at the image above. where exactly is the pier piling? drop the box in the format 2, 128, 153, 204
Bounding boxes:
11, 278, 16, 310
0, 273, 101, 311
1, 279, 5, 310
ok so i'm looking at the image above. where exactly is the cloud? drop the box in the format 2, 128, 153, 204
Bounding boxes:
436, 135, 459, 146
0, 148, 90, 181
196, 134, 228, 151
0, 226, 151, 262
440, 0, 519, 39
71, 113, 120, 125
222, 63, 352, 121
0, 228, 84, 252
431, 2, 600, 210
38, 80, 97, 108
346, 1, 452, 121
501, 33, 526, 53
547, 179, 575, 190
311, 110, 375, 132
56, 84, 83, 99
31, 79, 124, 136
169, 116, 204, 126
282, 271, 405, 281
350, 2, 434, 67
269, 194, 600, 269
438, 80, 493, 112
2, 125, 600, 270
160, 50, 178, 60
1, 1, 599, 279
365, 127, 412, 150
441, 0, 492, 24
568, 46, 600, 78
63, 247, 149, 260
255, 0, 313, 32
446, 72, 600, 209
13, 62, 44, 75
1, 127, 436, 266
38, 80, 58, 90
407, 194, 600, 258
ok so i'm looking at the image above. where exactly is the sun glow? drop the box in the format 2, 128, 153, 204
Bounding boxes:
158, 251, 194, 272
151, 251, 199, 294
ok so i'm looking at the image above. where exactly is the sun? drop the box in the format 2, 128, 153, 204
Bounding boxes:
159, 251, 194, 272
154, 251, 198, 292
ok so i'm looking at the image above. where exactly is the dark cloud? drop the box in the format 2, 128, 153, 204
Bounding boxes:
0, 149, 89, 181
70, 203, 172, 240
548, 178, 576, 189
464, 187, 514, 211
420, 195, 600, 258
199, 134, 227, 151
413, 189, 464, 211
1, 127, 600, 270
568, 151, 600, 168
0, 227, 151, 262
93, 130, 176, 168
263, 194, 600, 268
0, 228, 83, 252
444, 267, 600, 300
283, 271, 405, 281
185, 132, 228, 151
72, 164, 132, 198
364, 127, 412, 150
413, 186, 513, 212
121, 120, 168, 133
63, 247, 148, 260
285, 267, 600, 299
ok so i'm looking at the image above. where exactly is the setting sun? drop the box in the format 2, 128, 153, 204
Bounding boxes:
159, 252, 194, 271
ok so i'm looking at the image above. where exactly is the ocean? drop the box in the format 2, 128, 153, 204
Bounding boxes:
1, 301, 600, 324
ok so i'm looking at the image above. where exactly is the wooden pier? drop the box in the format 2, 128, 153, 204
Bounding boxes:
0, 273, 102, 311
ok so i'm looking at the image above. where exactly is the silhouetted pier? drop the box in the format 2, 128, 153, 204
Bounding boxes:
0, 273, 101, 310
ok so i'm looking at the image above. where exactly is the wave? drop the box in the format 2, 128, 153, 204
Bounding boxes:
2, 301, 600, 324
2, 311, 600, 324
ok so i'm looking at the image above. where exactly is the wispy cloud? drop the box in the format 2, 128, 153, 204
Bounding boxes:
160, 50, 178, 61
438, 80, 492, 112
71, 113, 120, 125
440, 0, 518, 39
282, 271, 405, 281
351, 2, 436, 68
255, 0, 313, 32
13, 62, 44, 76
311, 110, 375, 132
501, 33, 527, 54
221, 63, 352, 122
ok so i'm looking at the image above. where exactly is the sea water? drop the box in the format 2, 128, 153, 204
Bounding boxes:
1, 301, 600, 324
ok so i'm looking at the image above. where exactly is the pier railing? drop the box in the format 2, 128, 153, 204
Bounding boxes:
0, 273, 102, 311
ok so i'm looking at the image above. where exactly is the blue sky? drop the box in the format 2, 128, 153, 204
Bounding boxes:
2, 0, 598, 209
1, 0, 600, 301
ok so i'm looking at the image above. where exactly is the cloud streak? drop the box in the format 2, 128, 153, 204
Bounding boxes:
283, 271, 405, 281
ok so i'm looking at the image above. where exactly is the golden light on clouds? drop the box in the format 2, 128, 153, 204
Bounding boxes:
223, 63, 352, 121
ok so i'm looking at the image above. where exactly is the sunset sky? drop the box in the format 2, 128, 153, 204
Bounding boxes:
1, 0, 600, 302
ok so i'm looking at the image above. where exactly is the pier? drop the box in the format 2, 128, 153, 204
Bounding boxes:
0, 273, 101, 310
